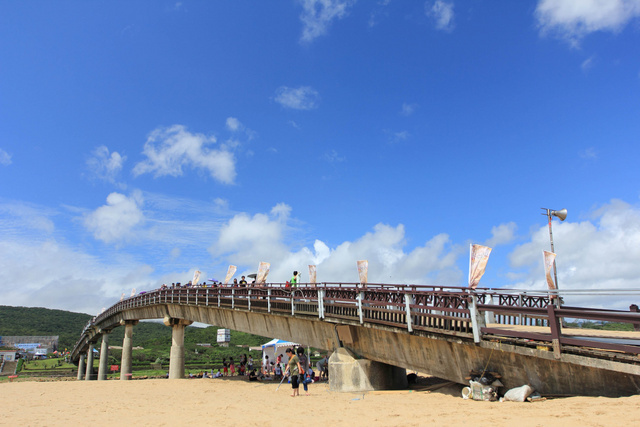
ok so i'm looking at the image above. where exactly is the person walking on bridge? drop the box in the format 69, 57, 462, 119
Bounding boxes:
291, 271, 299, 287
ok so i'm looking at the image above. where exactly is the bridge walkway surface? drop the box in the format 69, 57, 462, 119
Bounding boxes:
71, 283, 640, 396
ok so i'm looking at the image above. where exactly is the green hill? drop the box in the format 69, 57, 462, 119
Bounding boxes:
0, 305, 92, 351
0, 305, 271, 365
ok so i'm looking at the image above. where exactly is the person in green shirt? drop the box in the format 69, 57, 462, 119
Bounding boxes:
291, 271, 299, 287
284, 348, 303, 397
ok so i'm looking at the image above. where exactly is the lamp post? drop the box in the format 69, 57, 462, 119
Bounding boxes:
542, 208, 567, 306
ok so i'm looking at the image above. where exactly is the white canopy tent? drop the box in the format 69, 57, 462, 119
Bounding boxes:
261, 338, 298, 371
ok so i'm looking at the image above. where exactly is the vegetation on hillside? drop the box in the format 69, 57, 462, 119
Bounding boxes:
0, 306, 275, 371
0, 305, 92, 350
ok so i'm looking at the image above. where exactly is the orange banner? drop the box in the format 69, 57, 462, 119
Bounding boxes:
256, 262, 270, 284
308, 265, 317, 284
223, 265, 237, 285
468, 244, 492, 289
543, 250, 556, 291
357, 260, 368, 284
192, 270, 201, 286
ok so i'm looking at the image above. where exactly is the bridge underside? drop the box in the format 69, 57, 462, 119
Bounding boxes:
85, 303, 640, 397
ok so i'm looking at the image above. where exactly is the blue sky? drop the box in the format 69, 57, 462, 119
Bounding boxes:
1, 0, 640, 314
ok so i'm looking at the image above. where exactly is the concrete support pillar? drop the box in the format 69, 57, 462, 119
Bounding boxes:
328, 347, 408, 392
120, 320, 138, 380
164, 316, 193, 379
77, 354, 86, 380
85, 344, 94, 381
97, 333, 110, 380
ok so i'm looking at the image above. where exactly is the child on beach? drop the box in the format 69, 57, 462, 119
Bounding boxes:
230, 357, 236, 376
274, 363, 282, 379
223, 358, 229, 376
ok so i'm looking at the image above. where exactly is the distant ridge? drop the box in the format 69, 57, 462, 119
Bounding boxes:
0, 305, 92, 350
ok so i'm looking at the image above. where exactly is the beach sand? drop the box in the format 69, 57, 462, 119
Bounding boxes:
1, 376, 639, 426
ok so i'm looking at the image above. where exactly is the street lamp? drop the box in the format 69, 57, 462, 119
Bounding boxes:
542, 208, 567, 305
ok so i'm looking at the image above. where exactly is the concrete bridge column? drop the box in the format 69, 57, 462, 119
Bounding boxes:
120, 320, 138, 380
328, 347, 407, 392
77, 354, 86, 380
97, 333, 110, 380
85, 344, 94, 380
164, 316, 193, 379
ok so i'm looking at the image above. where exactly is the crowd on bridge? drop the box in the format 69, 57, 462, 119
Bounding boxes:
158, 270, 305, 290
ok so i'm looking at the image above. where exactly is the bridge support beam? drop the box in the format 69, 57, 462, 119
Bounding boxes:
97, 333, 110, 380
120, 320, 138, 380
329, 347, 408, 392
164, 316, 193, 379
77, 354, 86, 380
85, 344, 95, 380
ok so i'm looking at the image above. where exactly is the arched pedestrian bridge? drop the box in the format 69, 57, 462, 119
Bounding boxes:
71, 284, 640, 396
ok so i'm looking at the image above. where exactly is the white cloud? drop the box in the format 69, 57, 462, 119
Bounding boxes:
535, 0, 640, 44
426, 0, 455, 32
579, 147, 598, 159
368, 0, 392, 27
209, 206, 463, 285
133, 125, 236, 184
226, 117, 241, 132
509, 199, 640, 308
581, 55, 595, 71
0, 238, 154, 314
86, 145, 125, 185
386, 130, 409, 143
299, 0, 355, 43
324, 149, 346, 163
0, 148, 12, 166
275, 86, 320, 110
0, 200, 55, 236
84, 191, 145, 243
400, 102, 417, 116
485, 222, 517, 247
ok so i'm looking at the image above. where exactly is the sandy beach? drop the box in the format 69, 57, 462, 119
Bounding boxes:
2, 376, 639, 426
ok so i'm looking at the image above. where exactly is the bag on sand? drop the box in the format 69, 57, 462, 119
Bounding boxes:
502, 385, 535, 402
469, 380, 498, 401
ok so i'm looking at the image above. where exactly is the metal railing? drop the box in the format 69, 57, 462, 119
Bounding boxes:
72, 283, 640, 360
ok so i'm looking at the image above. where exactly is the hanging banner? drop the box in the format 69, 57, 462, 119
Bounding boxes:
256, 262, 270, 284
308, 265, 317, 284
468, 244, 492, 289
223, 265, 237, 285
543, 250, 557, 291
192, 270, 201, 286
357, 260, 368, 284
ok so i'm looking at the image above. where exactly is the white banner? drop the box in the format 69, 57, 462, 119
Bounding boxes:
130, 288, 136, 297
543, 250, 557, 291
256, 262, 270, 284
223, 265, 237, 285
468, 244, 492, 289
357, 260, 368, 284
192, 270, 201, 286
308, 265, 317, 284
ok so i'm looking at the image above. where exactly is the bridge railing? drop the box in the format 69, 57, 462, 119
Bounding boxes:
476, 300, 640, 357
93, 284, 557, 334
75, 284, 640, 361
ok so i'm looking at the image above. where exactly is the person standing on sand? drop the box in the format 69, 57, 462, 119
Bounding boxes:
222, 357, 229, 376
284, 348, 303, 397
296, 347, 310, 396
